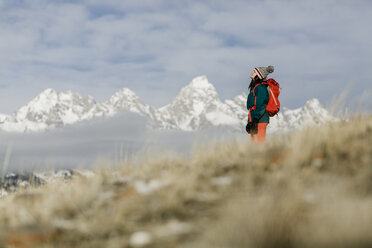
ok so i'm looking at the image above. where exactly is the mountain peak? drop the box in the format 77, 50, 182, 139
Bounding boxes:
28, 89, 88, 109
303, 98, 333, 121
188, 75, 213, 89
169, 75, 220, 105
107, 88, 140, 105
40, 88, 58, 96
159, 76, 228, 131
103, 87, 154, 116
115, 88, 137, 97
305, 98, 322, 108
21, 88, 59, 113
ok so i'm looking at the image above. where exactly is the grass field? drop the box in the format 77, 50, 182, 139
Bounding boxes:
0, 115, 371, 248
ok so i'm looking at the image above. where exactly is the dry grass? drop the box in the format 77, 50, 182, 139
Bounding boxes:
0, 115, 371, 248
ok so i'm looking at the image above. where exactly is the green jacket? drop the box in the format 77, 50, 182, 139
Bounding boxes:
247, 83, 269, 124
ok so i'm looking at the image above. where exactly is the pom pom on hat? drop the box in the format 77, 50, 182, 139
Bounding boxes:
254, 65, 274, 79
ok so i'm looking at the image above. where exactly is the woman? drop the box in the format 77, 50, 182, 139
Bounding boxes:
246, 65, 274, 143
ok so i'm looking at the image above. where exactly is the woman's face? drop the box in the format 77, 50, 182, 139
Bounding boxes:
250, 70, 257, 79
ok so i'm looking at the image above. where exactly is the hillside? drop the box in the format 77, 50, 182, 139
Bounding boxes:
0, 115, 371, 247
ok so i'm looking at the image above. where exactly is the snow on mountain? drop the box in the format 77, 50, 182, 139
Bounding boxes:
0, 89, 100, 132
99, 88, 175, 129
0, 114, 8, 122
224, 93, 335, 133
159, 76, 240, 131
267, 98, 335, 133
0, 76, 335, 133
102, 88, 153, 116
16, 89, 98, 123
224, 93, 248, 130
100, 88, 177, 129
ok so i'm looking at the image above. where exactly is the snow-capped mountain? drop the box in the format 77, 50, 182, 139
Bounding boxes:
101, 88, 176, 129
0, 114, 7, 123
267, 98, 335, 133
224, 93, 249, 130
1, 89, 101, 132
159, 76, 240, 131
0, 76, 334, 133
102, 88, 154, 116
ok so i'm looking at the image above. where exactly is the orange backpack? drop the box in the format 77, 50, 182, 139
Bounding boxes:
263, 78, 280, 117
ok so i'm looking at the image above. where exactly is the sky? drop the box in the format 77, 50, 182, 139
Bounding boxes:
0, 0, 371, 114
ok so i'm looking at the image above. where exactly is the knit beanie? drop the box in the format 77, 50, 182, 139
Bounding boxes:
254, 65, 274, 79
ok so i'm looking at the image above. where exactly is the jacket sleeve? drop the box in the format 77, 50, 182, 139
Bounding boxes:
250, 85, 268, 121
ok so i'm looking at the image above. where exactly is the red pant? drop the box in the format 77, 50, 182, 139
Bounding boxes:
251, 123, 268, 143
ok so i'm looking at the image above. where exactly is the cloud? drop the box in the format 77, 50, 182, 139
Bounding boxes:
0, 113, 235, 174
0, 0, 371, 113
0, 113, 157, 172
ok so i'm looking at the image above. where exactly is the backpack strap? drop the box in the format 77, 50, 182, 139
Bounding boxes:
261, 81, 277, 107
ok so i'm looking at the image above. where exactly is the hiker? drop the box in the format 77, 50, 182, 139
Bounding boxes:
246, 65, 276, 143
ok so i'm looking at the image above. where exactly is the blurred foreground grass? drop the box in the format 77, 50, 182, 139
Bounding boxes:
0, 115, 371, 248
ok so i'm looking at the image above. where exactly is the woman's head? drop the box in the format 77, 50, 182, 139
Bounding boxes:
249, 65, 274, 91
252, 65, 274, 80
